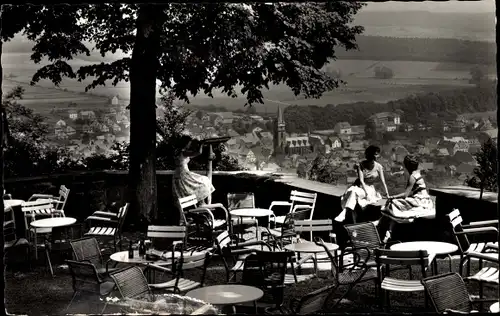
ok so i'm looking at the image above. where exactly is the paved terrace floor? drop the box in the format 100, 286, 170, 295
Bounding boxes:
5, 227, 497, 315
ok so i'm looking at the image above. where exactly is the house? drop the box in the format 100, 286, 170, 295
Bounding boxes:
439, 141, 457, 156
111, 95, 119, 106
368, 112, 402, 132
308, 135, 325, 154
249, 115, 264, 121
456, 163, 475, 174
79, 110, 96, 120
82, 124, 93, 134
285, 136, 311, 156
105, 133, 116, 143
326, 136, 342, 151
451, 121, 466, 133
443, 136, 466, 143
386, 123, 397, 132
100, 124, 110, 133
112, 124, 121, 133
454, 142, 469, 153
453, 151, 475, 164
66, 125, 76, 136
68, 110, 78, 120
436, 148, 450, 157
334, 122, 351, 135
416, 145, 431, 156
425, 138, 441, 150
477, 118, 493, 131
55, 120, 66, 128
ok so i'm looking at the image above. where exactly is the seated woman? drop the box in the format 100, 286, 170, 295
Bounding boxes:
172, 135, 215, 209
378, 154, 436, 243
335, 145, 390, 223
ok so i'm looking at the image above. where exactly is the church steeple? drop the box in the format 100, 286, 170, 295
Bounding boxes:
273, 106, 286, 156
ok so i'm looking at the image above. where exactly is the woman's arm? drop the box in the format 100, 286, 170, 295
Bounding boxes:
390, 175, 416, 199
378, 164, 390, 197
356, 164, 369, 195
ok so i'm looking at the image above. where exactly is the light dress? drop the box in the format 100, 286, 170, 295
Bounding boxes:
172, 153, 215, 204
341, 161, 383, 211
382, 170, 435, 221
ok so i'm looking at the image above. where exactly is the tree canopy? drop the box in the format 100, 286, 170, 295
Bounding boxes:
3, 3, 365, 220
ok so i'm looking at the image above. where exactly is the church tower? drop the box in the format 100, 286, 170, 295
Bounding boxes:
273, 106, 286, 156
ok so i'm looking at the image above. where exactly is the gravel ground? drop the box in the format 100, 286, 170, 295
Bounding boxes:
5, 228, 498, 315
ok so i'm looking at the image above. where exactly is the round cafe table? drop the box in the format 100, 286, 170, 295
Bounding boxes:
390, 241, 458, 274
285, 242, 339, 276
30, 217, 77, 276
490, 302, 499, 313
230, 208, 274, 241
186, 284, 263, 314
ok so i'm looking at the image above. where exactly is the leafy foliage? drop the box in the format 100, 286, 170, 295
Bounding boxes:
284, 81, 497, 133
465, 138, 498, 193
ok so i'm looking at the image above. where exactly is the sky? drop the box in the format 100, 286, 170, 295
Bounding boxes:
362, 0, 495, 13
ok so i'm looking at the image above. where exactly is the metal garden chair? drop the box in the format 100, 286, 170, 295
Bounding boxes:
447, 208, 498, 275
269, 190, 317, 228
227, 192, 258, 240
65, 259, 116, 314
315, 237, 379, 309
70, 237, 118, 277
422, 272, 480, 314
264, 284, 336, 315
4, 205, 31, 270
178, 194, 229, 233
374, 248, 432, 312
85, 203, 129, 252
28, 184, 70, 217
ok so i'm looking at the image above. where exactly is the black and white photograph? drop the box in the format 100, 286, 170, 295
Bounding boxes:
1, 1, 497, 314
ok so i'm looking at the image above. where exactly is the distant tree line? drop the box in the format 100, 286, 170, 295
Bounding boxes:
335, 35, 496, 65
283, 80, 497, 133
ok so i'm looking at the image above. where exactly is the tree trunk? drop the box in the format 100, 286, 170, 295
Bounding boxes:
128, 5, 162, 222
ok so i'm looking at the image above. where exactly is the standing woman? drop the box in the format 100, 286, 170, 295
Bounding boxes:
335, 145, 390, 223
172, 135, 215, 209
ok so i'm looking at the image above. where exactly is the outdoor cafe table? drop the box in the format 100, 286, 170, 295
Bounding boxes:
186, 284, 263, 314
30, 216, 77, 276
390, 241, 459, 274
284, 241, 339, 276
490, 302, 499, 313
229, 208, 274, 241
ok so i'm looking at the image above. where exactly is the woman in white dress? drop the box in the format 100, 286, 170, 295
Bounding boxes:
378, 154, 435, 242
335, 145, 390, 223
172, 135, 215, 207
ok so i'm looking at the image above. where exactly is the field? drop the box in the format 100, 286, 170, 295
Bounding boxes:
2, 52, 493, 114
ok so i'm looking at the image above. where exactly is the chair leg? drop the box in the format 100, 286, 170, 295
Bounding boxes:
101, 302, 108, 314
65, 291, 79, 312
113, 237, 117, 252
330, 283, 356, 309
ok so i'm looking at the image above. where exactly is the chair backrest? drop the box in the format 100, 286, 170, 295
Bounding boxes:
178, 195, 198, 224
227, 193, 255, 210
70, 237, 103, 267
242, 250, 293, 307
281, 209, 309, 238
147, 225, 187, 251
21, 199, 56, 228
116, 203, 129, 233
344, 222, 381, 262
66, 259, 103, 294
294, 219, 332, 240
56, 185, 70, 211
447, 209, 470, 254
110, 266, 152, 300
4, 206, 17, 243
421, 272, 473, 314
290, 190, 317, 219
185, 211, 215, 248
294, 284, 335, 314
374, 248, 430, 279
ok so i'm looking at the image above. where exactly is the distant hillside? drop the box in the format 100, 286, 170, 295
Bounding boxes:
336, 35, 496, 65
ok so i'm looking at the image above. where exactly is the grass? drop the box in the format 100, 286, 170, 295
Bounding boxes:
2, 52, 484, 115
5, 226, 498, 315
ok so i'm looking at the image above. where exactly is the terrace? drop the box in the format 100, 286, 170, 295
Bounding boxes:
4, 170, 499, 314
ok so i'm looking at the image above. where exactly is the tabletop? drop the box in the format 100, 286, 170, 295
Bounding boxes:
110, 249, 208, 265
186, 284, 264, 305
230, 208, 274, 218
390, 241, 458, 255
490, 302, 499, 313
285, 241, 339, 254
4, 199, 25, 208
30, 217, 77, 228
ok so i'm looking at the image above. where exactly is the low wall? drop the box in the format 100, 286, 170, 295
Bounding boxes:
5, 172, 496, 246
